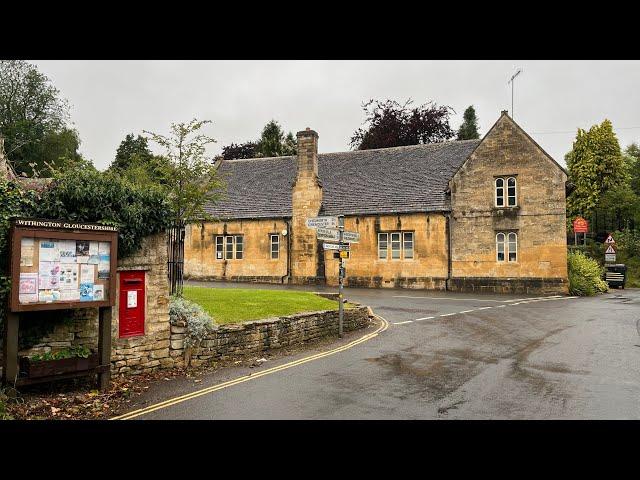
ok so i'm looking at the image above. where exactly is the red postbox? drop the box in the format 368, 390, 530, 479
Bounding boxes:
119, 271, 145, 338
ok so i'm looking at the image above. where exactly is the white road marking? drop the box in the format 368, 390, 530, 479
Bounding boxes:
458, 310, 476, 314
476, 306, 493, 310
497, 305, 507, 308
440, 313, 456, 317
392, 296, 510, 303
393, 320, 414, 325
415, 316, 435, 321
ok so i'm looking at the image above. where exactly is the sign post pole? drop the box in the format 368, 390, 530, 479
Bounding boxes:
338, 215, 344, 338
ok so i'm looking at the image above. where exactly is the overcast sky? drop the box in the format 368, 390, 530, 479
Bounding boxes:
33, 60, 640, 170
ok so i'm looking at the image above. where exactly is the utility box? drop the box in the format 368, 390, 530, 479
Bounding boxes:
119, 270, 146, 338
604, 264, 626, 289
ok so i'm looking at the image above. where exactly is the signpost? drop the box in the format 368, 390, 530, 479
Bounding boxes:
307, 215, 356, 337
572, 216, 588, 246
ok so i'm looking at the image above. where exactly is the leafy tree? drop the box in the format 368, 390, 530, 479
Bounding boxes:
457, 105, 480, 140
221, 141, 259, 160
593, 183, 640, 231
111, 134, 152, 171
110, 133, 171, 186
566, 119, 627, 220
144, 118, 223, 227
0, 60, 74, 176
258, 120, 297, 157
220, 120, 296, 160
625, 143, 640, 196
350, 99, 455, 150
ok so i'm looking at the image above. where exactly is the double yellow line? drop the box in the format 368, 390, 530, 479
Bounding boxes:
111, 315, 389, 420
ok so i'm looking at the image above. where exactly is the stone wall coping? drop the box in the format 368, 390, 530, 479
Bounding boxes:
117, 266, 153, 271
200, 305, 369, 333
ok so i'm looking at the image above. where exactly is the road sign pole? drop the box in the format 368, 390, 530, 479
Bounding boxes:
338, 215, 344, 338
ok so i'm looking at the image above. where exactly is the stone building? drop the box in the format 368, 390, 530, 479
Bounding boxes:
185, 112, 569, 294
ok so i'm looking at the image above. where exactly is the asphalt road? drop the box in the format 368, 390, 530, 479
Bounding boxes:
123, 283, 640, 420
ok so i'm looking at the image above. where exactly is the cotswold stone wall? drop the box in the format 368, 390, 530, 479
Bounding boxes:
169, 305, 372, 367
15, 232, 173, 375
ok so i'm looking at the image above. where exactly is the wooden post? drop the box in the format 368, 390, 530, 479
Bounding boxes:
97, 306, 112, 391
2, 312, 19, 388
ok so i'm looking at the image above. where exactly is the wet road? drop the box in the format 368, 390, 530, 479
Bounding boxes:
126, 283, 640, 420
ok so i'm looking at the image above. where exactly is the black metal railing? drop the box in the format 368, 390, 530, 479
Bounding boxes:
167, 223, 185, 296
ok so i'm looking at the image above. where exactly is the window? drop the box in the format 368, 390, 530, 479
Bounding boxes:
495, 176, 517, 207
378, 231, 414, 260
225, 236, 234, 260
403, 232, 414, 259
216, 235, 243, 260
496, 233, 505, 261
270, 234, 279, 259
496, 232, 517, 262
235, 235, 243, 260
215, 236, 223, 259
508, 232, 517, 262
391, 232, 401, 259
495, 178, 504, 207
507, 177, 517, 206
378, 233, 388, 259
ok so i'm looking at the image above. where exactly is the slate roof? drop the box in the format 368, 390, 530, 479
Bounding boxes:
206, 139, 481, 219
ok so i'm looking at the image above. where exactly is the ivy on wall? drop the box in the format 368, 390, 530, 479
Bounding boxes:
0, 168, 174, 334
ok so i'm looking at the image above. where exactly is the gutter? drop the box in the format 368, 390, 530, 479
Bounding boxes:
281, 219, 292, 284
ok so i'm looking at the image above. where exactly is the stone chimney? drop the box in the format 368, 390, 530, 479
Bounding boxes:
290, 128, 323, 284
295, 128, 319, 181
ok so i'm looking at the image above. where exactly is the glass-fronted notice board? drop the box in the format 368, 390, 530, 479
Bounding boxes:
9, 219, 118, 312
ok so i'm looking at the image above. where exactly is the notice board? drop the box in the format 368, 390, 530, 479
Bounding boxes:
8, 218, 118, 312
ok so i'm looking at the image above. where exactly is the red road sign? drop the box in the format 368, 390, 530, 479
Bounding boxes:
572, 217, 588, 233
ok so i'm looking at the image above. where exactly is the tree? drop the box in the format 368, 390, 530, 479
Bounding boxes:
0, 60, 73, 176
350, 99, 455, 150
145, 119, 223, 295
220, 120, 297, 160
221, 141, 259, 160
566, 119, 627, 220
625, 143, 640, 196
457, 105, 480, 140
144, 119, 223, 227
111, 134, 152, 171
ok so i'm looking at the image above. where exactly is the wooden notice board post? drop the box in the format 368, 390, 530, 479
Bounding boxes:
2, 218, 118, 391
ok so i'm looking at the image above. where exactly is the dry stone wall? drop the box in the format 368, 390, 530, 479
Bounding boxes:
169, 305, 372, 367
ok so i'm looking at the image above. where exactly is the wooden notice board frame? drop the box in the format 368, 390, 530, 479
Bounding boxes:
2, 218, 119, 391
8, 218, 118, 312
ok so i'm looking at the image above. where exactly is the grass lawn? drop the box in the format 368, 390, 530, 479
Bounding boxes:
183, 286, 346, 324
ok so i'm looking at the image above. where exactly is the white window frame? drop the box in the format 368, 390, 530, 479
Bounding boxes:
390, 232, 401, 260
235, 235, 243, 260
225, 236, 234, 260
495, 178, 505, 207
215, 236, 224, 260
270, 234, 279, 259
403, 232, 414, 259
507, 232, 517, 262
507, 177, 517, 207
378, 233, 388, 260
496, 232, 518, 262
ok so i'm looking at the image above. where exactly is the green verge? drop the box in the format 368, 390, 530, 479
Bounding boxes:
183, 286, 350, 324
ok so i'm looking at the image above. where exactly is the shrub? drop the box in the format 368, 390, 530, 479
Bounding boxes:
169, 296, 214, 349
568, 250, 608, 296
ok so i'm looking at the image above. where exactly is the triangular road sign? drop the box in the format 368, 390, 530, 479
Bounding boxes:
605, 245, 616, 254
604, 234, 615, 244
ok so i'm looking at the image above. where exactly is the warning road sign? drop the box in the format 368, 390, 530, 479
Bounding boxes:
605, 245, 616, 254
605, 234, 615, 244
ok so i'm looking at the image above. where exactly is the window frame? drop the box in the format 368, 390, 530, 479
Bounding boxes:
507, 232, 517, 262
390, 232, 401, 260
378, 233, 388, 260
495, 178, 505, 207
403, 232, 414, 259
235, 235, 244, 260
270, 234, 280, 260
215, 235, 224, 260
496, 232, 506, 262
507, 177, 517, 207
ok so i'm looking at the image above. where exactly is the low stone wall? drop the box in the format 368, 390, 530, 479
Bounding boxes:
169, 305, 372, 368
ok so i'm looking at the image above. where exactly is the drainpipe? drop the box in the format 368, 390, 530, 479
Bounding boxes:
445, 213, 452, 291
281, 219, 292, 284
